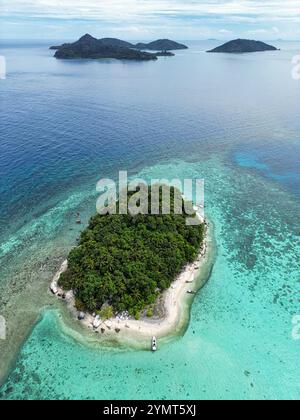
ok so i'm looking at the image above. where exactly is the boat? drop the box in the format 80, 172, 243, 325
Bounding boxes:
76, 212, 82, 224
187, 290, 196, 295
151, 336, 157, 352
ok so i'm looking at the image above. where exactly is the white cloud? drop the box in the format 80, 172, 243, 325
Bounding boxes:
219, 29, 233, 34
2, 0, 300, 22
1, 0, 300, 39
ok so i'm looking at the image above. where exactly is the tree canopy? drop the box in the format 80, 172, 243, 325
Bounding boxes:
59, 186, 204, 318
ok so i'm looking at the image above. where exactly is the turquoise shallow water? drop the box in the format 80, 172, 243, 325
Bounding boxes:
1, 157, 299, 400
0, 41, 299, 399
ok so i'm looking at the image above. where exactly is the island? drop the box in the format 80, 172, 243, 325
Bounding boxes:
52, 34, 157, 61
135, 39, 188, 51
95, 38, 135, 49
50, 35, 188, 61
49, 43, 69, 50
155, 51, 175, 57
50, 187, 210, 342
207, 39, 278, 53
50, 38, 134, 50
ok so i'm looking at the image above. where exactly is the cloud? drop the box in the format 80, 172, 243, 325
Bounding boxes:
2, 0, 300, 21
218, 29, 233, 34
1, 0, 300, 39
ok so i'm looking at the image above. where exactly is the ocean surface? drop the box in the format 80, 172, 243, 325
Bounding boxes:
0, 40, 299, 400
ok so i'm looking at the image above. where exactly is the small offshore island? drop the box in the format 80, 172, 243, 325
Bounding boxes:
135, 39, 188, 51
207, 39, 279, 53
51, 35, 188, 61
51, 187, 210, 343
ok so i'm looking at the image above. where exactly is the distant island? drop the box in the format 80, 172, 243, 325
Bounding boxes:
52, 34, 157, 60
207, 39, 279, 53
51, 187, 209, 340
51, 35, 188, 61
135, 39, 188, 51
155, 51, 175, 57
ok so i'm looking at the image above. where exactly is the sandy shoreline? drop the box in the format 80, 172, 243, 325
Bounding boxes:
50, 221, 211, 344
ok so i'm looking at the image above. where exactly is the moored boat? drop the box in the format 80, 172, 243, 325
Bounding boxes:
152, 336, 157, 352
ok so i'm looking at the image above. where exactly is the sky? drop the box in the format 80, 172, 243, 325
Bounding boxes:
1, 0, 300, 41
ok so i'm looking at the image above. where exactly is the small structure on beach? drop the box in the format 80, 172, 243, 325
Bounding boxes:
78, 312, 85, 320
93, 315, 101, 329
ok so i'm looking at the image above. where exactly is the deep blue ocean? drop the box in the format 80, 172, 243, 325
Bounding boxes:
0, 40, 299, 399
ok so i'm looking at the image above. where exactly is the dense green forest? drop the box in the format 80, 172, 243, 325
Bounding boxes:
59, 187, 204, 318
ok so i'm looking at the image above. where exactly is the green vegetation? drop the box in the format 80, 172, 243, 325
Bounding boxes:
59, 187, 204, 317
146, 307, 154, 318
97, 305, 114, 320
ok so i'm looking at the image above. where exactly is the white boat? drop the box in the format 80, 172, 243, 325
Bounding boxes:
187, 290, 196, 295
151, 336, 157, 352
50, 284, 58, 295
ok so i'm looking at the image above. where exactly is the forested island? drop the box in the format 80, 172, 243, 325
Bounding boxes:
58, 187, 205, 320
51, 35, 188, 60
135, 39, 188, 51
52, 34, 157, 60
207, 39, 278, 53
